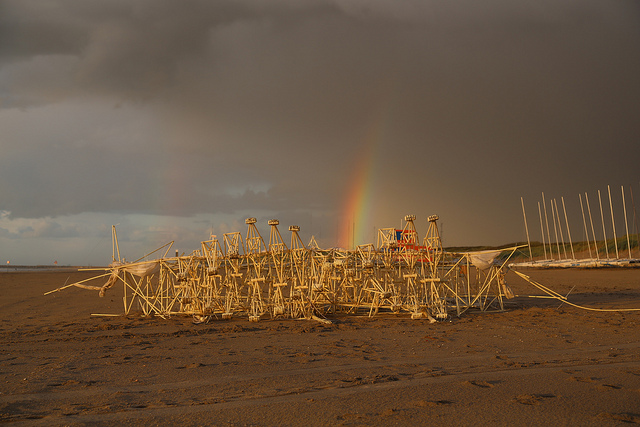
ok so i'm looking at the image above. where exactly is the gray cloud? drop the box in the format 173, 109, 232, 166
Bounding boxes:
1, 0, 639, 263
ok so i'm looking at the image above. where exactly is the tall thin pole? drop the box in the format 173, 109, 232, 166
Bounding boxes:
554, 199, 567, 259
542, 193, 553, 259
579, 194, 593, 258
585, 192, 599, 260
551, 199, 561, 259
608, 185, 619, 259
538, 202, 547, 260
622, 185, 632, 259
562, 197, 575, 259
521, 197, 532, 261
631, 186, 639, 256
598, 190, 610, 259
112, 225, 121, 262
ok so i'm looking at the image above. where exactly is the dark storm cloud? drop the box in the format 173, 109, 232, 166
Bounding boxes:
1, 0, 639, 252
1, 0, 343, 102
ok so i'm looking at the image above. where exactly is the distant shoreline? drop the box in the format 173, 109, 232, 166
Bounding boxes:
0, 265, 102, 272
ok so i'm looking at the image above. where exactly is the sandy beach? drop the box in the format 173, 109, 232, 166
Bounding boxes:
1, 268, 639, 425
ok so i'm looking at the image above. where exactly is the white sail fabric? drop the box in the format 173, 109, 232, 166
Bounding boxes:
99, 261, 161, 296
468, 250, 502, 270
120, 261, 160, 277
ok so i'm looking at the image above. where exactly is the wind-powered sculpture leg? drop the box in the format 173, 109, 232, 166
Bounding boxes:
245, 218, 268, 322
463, 246, 520, 312
376, 227, 403, 313
434, 254, 471, 317
110, 227, 175, 317
332, 255, 356, 314
421, 215, 448, 319
288, 225, 311, 318
354, 244, 387, 317
173, 254, 203, 316
394, 215, 437, 320
221, 231, 245, 319
267, 220, 289, 319
304, 247, 334, 315
200, 237, 225, 317
121, 269, 160, 316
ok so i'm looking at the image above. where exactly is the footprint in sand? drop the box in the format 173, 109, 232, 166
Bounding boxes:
598, 412, 640, 423
514, 394, 556, 405
625, 368, 640, 377
569, 376, 599, 383
413, 399, 453, 407
599, 383, 622, 390
175, 362, 205, 369
467, 380, 499, 388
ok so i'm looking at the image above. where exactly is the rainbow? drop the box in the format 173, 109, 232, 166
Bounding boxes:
338, 143, 376, 248
338, 100, 392, 248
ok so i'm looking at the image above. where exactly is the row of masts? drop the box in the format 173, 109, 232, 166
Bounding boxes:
521, 184, 639, 262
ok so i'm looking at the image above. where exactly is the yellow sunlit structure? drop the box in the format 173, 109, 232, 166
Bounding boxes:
49, 215, 523, 322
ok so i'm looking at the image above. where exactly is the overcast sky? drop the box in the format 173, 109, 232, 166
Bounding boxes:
1, 0, 639, 265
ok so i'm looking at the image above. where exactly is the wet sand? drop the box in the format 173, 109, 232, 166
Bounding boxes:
1, 268, 639, 425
